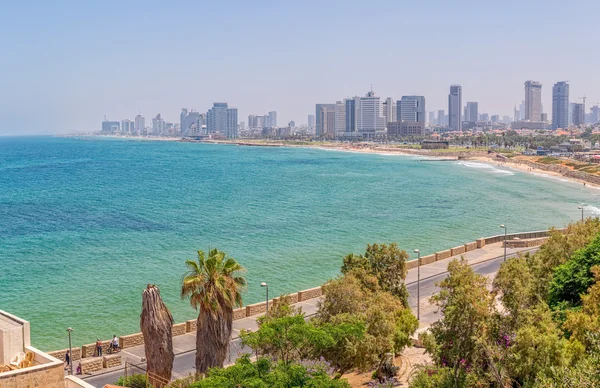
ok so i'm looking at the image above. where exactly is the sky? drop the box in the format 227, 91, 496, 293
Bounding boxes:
0, 0, 598, 135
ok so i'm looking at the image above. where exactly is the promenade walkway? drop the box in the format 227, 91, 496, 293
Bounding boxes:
81, 241, 536, 387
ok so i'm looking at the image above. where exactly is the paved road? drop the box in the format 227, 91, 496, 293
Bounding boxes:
83, 244, 536, 387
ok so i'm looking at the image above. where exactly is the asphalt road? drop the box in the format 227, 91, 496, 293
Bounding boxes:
83, 249, 535, 387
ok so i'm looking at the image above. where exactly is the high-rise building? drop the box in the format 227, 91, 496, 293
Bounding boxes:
134, 115, 145, 135
288, 121, 295, 128
466, 102, 478, 123
503, 115, 511, 124
524, 81, 542, 121
308, 115, 315, 129
315, 104, 336, 136
195, 113, 206, 135
101, 120, 120, 133
248, 115, 258, 128
207, 103, 231, 136
387, 121, 425, 137
479, 113, 489, 122
552, 81, 569, 130
180, 109, 200, 136
227, 108, 238, 138
541, 113, 548, 122
591, 105, 600, 124
428, 111, 435, 125
268, 111, 277, 128
152, 114, 166, 135
397, 96, 426, 124
572, 103, 585, 126
335, 101, 346, 136
345, 97, 359, 133
448, 85, 462, 131
121, 119, 134, 133
383, 97, 395, 124
437, 110, 445, 126
357, 91, 386, 134
491, 115, 499, 123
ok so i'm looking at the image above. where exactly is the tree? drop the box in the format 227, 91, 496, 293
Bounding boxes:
342, 243, 409, 306
563, 266, 600, 348
549, 234, 600, 307
493, 256, 537, 331
140, 284, 174, 387
427, 258, 495, 383
181, 249, 246, 374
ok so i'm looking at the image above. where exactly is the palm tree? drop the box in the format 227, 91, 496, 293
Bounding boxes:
140, 284, 174, 387
181, 249, 246, 374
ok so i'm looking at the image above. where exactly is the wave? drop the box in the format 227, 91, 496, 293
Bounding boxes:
584, 205, 600, 215
456, 161, 515, 175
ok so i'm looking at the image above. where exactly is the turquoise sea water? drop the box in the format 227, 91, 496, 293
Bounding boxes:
1, 136, 599, 351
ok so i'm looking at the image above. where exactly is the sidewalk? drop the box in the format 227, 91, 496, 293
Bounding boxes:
79, 241, 536, 386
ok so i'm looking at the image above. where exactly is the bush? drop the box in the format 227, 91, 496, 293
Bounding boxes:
115, 374, 150, 388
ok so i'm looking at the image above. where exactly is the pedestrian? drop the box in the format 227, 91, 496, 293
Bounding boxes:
96, 338, 103, 357
64, 350, 70, 370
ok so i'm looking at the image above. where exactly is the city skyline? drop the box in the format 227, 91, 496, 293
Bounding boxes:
1, 0, 599, 135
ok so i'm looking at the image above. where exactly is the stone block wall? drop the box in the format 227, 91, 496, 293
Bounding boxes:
420, 254, 436, 265
506, 237, 548, 248
81, 340, 111, 358
47, 347, 81, 362
406, 260, 418, 270
246, 302, 267, 317
172, 323, 186, 336
0, 363, 64, 388
233, 307, 247, 321
477, 238, 486, 248
186, 319, 197, 333
119, 333, 144, 349
464, 242, 477, 252
298, 287, 322, 301
450, 246, 465, 256
102, 354, 122, 369
435, 250, 451, 261
80, 357, 103, 374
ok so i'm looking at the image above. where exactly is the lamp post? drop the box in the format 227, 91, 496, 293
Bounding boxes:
260, 282, 269, 315
414, 249, 421, 321
500, 224, 507, 261
578, 205, 585, 222
66, 327, 73, 376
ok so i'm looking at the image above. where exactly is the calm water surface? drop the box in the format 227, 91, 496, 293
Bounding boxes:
1, 136, 598, 350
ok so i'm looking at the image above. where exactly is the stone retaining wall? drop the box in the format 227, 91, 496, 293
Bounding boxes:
506, 237, 548, 248
464, 242, 477, 252
435, 250, 451, 261
186, 319, 196, 333
477, 238, 486, 248
298, 287, 322, 301
420, 254, 436, 265
80, 357, 103, 374
233, 307, 247, 321
119, 333, 144, 349
47, 347, 81, 362
81, 340, 111, 358
246, 302, 267, 317
102, 354, 122, 369
450, 246, 465, 256
172, 323, 186, 336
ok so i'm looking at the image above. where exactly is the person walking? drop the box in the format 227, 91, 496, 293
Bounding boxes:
96, 338, 103, 357
64, 350, 70, 371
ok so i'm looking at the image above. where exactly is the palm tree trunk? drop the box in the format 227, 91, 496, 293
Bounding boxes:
141, 285, 174, 387
195, 305, 234, 374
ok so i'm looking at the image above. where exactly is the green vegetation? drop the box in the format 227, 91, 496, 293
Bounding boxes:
180, 249, 247, 374
413, 219, 600, 387
116, 374, 149, 388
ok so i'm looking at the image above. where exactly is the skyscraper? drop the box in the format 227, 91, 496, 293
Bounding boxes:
345, 97, 359, 133
466, 102, 478, 123
207, 103, 229, 134
383, 97, 395, 124
152, 114, 165, 135
315, 104, 336, 136
307, 115, 315, 129
572, 103, 585, 126
134, 115, 145, 135
335, 101, 346, 136
591, 105, 600, 124
356, 91, 385, 134
227, 108, 238, 138
268, 111, 277, 128
428, 111, 435, 125
524, 81, 542, 121
180, 109, 200, 136
397, 96, 426, 124
121, 119, 134, 133
437, 110, 444, 126
448, 85, 462, 131
552, 81, 569, 130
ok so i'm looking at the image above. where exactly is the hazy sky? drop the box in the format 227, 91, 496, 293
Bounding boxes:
1, 0, 598, 135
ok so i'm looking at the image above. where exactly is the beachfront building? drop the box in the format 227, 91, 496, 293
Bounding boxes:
356, 91, 386, 136
448, 85, 462, 131
397, 96, 426, 124
387, 121, 425, 137
180, 109, 200, 136
207, 103, 238, 138
552, 81, 569, 130
134, 115, 145, 135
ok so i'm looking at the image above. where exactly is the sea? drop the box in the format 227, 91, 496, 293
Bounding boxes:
1, 136, 598, 351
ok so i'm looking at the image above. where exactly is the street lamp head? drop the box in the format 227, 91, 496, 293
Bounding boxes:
414, 249, 420, 253
500, 224, 505, 229
260, 282, 267, 287
66, 327, 73, 332
578, 206, 583, 210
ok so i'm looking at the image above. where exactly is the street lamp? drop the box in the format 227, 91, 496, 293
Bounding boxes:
500, 224, 507, 261
260, 282, 269, 315
414, 249, 421, 321
578, 205, 587, 222
66, 327, 73, 376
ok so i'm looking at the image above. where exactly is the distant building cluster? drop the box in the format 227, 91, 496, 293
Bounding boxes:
101, 79, 599, 139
